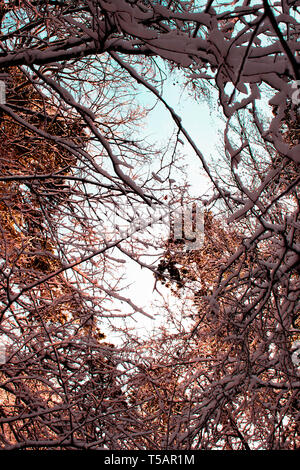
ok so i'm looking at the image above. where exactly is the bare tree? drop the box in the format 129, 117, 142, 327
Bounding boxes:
0, 0, 299, 450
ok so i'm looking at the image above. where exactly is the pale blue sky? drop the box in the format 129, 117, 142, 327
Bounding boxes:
142, 69, 223, 198
106, 71, 225, 340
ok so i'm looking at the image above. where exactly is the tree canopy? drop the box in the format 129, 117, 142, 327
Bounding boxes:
0, 0, 299, 450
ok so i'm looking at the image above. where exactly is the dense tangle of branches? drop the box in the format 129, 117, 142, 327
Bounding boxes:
0, 0, 299, 450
